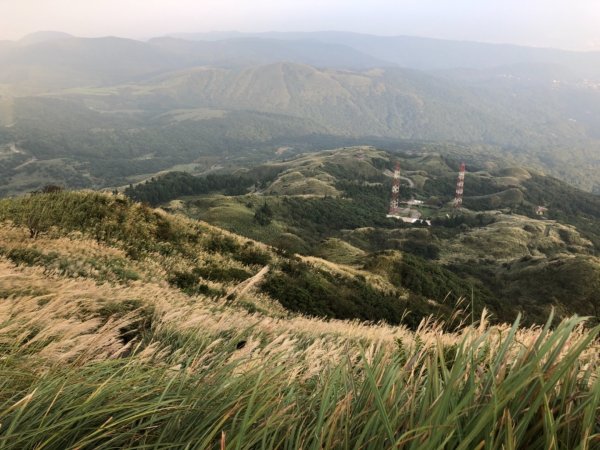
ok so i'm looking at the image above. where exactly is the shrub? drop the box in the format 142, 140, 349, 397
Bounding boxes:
204, 234, 240, 254
168, 271, 227, 297
192, 265, 251, 283
401, 240, 440, 260
233, 244, 272, 266
261, 260, 415, 325
254, 202, 274, 226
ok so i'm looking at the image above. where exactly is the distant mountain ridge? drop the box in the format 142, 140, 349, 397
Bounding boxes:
170, 30, 600, 77
0, 36, 393, 96
1, 29, 600, 194
2, 29, 600, 94
18, 31, 74, 45
148, 36, 389, 69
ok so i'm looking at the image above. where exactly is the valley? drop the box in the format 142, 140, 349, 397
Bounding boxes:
126, 146, 600, 325
0, 179, 598, 448
1, 27, 599, 448
1, 32, 600, 196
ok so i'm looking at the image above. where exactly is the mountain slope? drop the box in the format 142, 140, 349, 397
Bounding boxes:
172, 30, 600, 76
0, 35, 390, 95
1, 33, 600, 193
0, 37, 183, 94
69, 62, 599, 147
148, 36, 389, 69
1, 190, 598, 448
0, 190, 453, 327
127, 146, 600, 324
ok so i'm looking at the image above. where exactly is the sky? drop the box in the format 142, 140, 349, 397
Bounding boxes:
1, 0, 599, 51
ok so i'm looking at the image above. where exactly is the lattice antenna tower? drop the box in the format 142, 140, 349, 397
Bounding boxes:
453, 162, 466, 208
388, 162, 401, 216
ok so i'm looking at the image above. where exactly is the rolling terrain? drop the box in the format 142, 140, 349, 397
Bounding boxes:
1, 30, 600, 450
173, 30, 600, 76
1, 31, 600, 195
0, 189, 598, 448
127, 146, 600, 325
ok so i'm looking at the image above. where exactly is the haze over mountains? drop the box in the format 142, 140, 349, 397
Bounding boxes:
1, 30, 600, 195
2, 6, 600, 443
171, 31, 600, 75
3, 30, 600, 89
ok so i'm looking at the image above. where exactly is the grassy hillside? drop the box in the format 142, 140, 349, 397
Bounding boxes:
0, 190, 459, 327
0, 190, 598, 448
128, 146, 600, 325
2, 59, 600, 194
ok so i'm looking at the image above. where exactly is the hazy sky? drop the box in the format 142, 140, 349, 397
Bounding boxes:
1, 0, 599, 50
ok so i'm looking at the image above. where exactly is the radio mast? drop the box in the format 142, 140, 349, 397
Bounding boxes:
387, 162, 401, 217
454, 162, 466, 208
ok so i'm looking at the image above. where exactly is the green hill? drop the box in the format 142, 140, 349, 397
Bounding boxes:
127, 146, 600, 325
0, 190, 453, 327
2, 32, 600, 448
2, 49, 600, 194
64, 62, 599, 149
0, 189, 598, 449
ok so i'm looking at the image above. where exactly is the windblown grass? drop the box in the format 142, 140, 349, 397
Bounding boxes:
1, 315, 598, 449
1, 259, 599, 449
0, 192, 598, 448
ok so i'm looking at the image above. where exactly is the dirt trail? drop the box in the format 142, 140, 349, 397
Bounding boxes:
227, 265, 270, 300
12, 152, 37, 170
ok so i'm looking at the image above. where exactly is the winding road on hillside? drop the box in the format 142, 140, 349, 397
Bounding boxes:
383, 169, 415, 187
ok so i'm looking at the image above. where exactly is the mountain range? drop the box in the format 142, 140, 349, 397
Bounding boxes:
1, 30, 600, 195
125, 146, 600, 325
1, 30, 600, 447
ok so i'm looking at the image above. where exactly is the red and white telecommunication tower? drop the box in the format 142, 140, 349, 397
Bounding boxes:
454, 162, 466, 208
387, 162, 401, 217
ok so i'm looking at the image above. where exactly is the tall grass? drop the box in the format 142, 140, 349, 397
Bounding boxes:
1, 313, 598, 449
0, 193, 598, 448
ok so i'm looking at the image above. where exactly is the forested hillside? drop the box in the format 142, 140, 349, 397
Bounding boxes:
0, 189, 598, 448
2, 15, 600, 449
126, 147, 600, 325
1, 32, 600, 195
